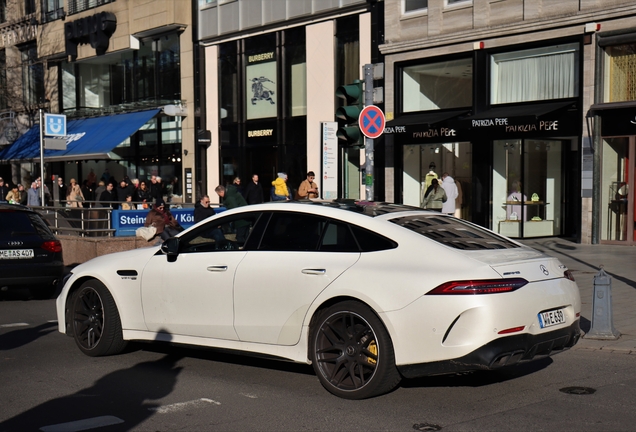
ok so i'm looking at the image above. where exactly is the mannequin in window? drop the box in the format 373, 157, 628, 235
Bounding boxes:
421, 162, 439, 207
506, 181, 527, 220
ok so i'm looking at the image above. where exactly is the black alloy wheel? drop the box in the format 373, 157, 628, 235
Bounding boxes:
71, 279, 127, 357
311, 301, 401, 399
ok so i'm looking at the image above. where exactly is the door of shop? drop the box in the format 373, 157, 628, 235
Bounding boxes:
600, 136, 635, 244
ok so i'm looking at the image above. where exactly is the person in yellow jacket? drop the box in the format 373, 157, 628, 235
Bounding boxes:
271, 172, 292, 201
5, 184, 21, 204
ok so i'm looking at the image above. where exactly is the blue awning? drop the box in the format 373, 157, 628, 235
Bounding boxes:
0, 109, 161, 162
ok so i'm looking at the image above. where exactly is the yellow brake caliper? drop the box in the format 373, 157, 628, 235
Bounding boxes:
367, 340, 377, 365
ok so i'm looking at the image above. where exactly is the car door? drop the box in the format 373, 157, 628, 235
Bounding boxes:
140, 211, 262, 340
233, 212, 360, 345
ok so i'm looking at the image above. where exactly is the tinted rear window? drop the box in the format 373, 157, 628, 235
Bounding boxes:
0, 212, 52, 239
390, 215, 519, 250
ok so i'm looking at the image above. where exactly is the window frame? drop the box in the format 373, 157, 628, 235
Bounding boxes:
402, 0, 428, 16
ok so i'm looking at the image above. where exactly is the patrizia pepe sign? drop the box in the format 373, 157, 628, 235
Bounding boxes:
384, 111, 576, 144
470, 117, 560, 132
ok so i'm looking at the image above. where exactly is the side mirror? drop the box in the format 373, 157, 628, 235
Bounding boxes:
161, 237, 180, 256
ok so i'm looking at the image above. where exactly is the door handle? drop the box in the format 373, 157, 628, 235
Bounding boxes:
207, 265, 228, 272
302, 268, 326, 275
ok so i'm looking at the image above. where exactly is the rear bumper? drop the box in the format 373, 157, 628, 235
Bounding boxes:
398, 319, 580, 379
0, 261, 64, 287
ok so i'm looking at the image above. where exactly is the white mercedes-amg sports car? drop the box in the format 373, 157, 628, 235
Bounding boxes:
56, 201, 581, 399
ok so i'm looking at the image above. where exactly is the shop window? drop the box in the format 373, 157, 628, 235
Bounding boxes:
404, 0, 427, 14
220, 42, 239, 124
25, 0, 36, 15
42, 0, 64, 22
402, 142, 472, 219
492, 139, 563, 238
446, 0, 470, 5
603, 43, 636, 103
284, 27, 306, 118
600, 138, 632, 242
67, 0, 114, 15
61, 32, 181, 113
78, 63, 110, 108
20, 43, 44, 106
401, 58, 472, 112
490, 43, 579, 104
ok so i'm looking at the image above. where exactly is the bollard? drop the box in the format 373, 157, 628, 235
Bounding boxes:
585, 267, 620, 340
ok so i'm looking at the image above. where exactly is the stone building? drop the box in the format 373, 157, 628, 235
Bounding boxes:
380, 0, 636, 245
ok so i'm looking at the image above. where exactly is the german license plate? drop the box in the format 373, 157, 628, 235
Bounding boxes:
0, 249, 34, 259
538, 308, 565, 329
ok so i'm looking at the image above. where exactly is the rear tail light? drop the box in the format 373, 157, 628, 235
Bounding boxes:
41, 240, 62, 253
427, 278, 528, 295
564, 270, 575, 281
498, 326, 525, 334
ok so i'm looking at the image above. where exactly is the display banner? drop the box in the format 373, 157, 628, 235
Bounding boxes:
112, 207, 226, 237
246, 51, 277, 120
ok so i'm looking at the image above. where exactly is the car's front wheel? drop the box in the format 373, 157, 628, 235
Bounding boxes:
71, 279, 127, 357
310, 301, 401, 399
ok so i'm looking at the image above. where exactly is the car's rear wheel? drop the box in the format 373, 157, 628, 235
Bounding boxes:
310, 301, 401, 399
71, 279, 127, 357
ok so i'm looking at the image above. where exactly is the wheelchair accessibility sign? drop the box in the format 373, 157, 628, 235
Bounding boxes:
44, 114, 67, 137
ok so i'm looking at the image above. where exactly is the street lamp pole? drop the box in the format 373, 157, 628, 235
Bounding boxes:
39, 108, 45, 206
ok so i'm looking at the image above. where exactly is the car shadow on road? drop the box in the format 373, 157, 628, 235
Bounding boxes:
400, 357, 553, 389
0, 322, 58, 351
0, 330, 183, 432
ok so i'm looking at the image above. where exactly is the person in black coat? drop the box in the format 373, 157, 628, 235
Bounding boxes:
0, 177, 9, 202
194, 195, 216, 223
98, 183, 117, 208
244, 174, 264, 205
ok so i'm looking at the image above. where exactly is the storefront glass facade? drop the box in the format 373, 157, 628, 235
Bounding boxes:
493, 139, 563, 238
217, 16, 359, 198
391, 40, 582, 239
596, 39, 636, 244
56, 31, 183, 191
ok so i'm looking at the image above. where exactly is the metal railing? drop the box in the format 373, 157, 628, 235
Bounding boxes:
33, 201, 196, 237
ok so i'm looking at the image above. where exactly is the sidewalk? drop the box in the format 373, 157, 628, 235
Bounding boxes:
520, 238, 636, 354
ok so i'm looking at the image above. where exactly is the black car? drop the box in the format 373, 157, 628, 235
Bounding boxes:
0, 203, 64, 299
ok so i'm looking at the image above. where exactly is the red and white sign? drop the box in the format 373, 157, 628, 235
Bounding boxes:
358, 105, 386, 139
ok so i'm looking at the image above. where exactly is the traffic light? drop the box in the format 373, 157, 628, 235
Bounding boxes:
335, 80, 364, 148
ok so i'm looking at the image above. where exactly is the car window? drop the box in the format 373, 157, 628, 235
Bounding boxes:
0, 212, 53, 240
255, 212, 396, 253
390, 215, 518, 250
178, 212, 263, 253
319, 220, 359, 252
350, 225, 398, 252
28, 213, 54, 237
0, 212, 37, 238
259, 212, 324, 251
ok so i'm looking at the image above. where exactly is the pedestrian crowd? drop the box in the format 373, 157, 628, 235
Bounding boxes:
0, 169, 180, 211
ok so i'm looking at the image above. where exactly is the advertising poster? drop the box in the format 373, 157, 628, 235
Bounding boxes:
246, 54, 277, 120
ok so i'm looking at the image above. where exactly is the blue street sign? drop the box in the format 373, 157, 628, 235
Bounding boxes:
44, 113, 67, 137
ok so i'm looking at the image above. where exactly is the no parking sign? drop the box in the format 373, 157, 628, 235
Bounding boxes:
358, 105, 385, 139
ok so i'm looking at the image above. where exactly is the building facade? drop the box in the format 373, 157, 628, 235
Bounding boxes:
196, 0, 379, 202
0, 0, 195, 203
380, 0, 636, 245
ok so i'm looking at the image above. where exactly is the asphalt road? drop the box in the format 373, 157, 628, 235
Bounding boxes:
1, 292, 636, 432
